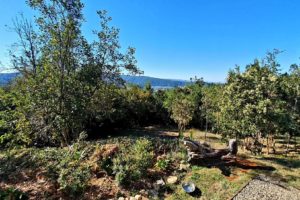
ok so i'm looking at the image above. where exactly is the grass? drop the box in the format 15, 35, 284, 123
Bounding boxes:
167, 166, 254, 200
165, 129, 252, 200
253, 154, 300, 189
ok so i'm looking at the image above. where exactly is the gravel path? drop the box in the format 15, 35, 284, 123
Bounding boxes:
233, 174, 300, 200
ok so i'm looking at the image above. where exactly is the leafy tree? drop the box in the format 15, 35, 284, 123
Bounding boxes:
170, 98, 195, 134
280, 64, 300, 151
219, 50, 287, 153
10, 0, 141, 145
201, 84, 223, 136
163, 81, 203, 134
0, 87, 31, 147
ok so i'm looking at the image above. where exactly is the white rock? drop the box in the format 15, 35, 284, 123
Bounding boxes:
167, 176, 178, 184
156, 179, 165, 186
118, 197, 125, 200
134, 194, 142, 200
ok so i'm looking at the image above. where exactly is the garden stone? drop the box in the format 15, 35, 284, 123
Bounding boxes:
156, 179, 165, 186
167, 176, 178, 184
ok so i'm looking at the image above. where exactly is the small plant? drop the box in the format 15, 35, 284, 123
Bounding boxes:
101, 157, 114, 175
113, 138, 154, 186
155, 156, 170, 171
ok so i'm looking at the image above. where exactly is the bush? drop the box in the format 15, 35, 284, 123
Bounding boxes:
58, 165, 91, 196
113, 138, 154, 186
155, 156, 170, 171
37, 144, 92, 197
0, 188, 28, 200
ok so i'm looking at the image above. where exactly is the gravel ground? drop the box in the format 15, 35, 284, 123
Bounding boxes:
233, 174, 300, 200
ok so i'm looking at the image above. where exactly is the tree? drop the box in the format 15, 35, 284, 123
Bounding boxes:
10, 0, 141, 145
219, 50, 286, 154
163, 82, 203, 135
280, 64, 300, 152
0, 87, 31, 147
171, 98, 195, 134
201, 84, 223, 138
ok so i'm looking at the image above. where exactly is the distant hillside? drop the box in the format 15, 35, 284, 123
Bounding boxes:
0, 73, 189, 89
0, 73, 19, 86
121, 75, 189, 88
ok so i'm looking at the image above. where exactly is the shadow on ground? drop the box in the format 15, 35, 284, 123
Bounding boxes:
258, 156, 300, 169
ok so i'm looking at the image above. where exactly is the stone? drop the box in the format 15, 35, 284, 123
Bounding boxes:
134, 194, 142, 200
179, 163, 190, 171
129, 197, 135, 200
156, 179, 165, 186
167, 176, 178, 184
118, 197, 125, 200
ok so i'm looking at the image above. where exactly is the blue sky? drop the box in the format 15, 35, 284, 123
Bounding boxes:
0, 0, 300, 82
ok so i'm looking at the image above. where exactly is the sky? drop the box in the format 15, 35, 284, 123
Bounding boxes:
0, 0, 300, 82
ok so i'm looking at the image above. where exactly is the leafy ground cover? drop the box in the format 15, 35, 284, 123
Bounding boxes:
0, 129, 299, 200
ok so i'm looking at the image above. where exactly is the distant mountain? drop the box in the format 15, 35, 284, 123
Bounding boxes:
121, 75, 189, 89
0, 72, 189, 89
0, 72, 19, 86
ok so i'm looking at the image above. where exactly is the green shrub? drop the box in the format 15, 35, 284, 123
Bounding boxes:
113, 138, 154, 186
58, 165, 91, 196
101, 157, 114, 175
0, 188, 28, 200
155, 157, 170, 171
37, 144, 92, 197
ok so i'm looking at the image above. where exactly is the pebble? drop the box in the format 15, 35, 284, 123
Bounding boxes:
156, 179, 165, 186
167, 176, 178, 184
134, 194, 142, 200
233, 175, 300, 200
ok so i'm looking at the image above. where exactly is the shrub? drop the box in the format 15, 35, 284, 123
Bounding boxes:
113, 138, 154, 186
0, 188, 28, 200
58, 165, 91, 196
38, 144, 92, 197
155, 156, 170, 171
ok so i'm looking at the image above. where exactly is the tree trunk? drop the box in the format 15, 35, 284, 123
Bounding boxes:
286, 133, 290, 157
271, 135, 276, 154
205, 108, 208, 141
266, 134, 270, 155
183, 138, 238, 164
